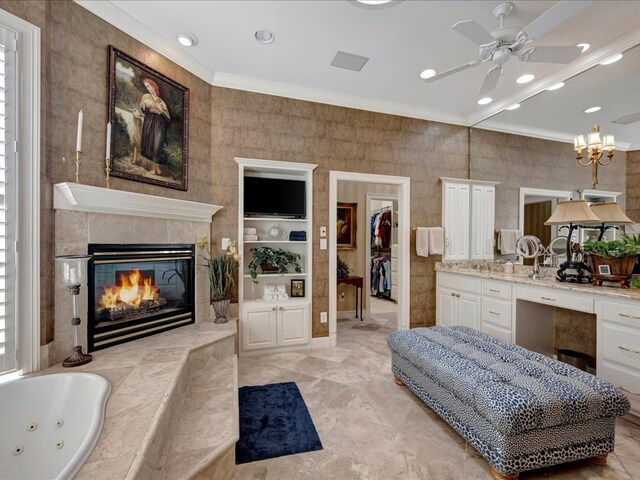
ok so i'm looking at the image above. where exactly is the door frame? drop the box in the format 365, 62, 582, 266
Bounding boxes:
329, 171, 410, 347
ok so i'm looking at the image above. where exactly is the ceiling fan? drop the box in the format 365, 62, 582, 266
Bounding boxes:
424, 1, 592, 97
613, 112, 640, 125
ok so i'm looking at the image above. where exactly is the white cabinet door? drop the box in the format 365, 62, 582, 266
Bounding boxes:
443, 182, 470, 261
437, 287, 457, 327
242, 306, 277, 351
458, 293, 481, 330
470, 185, 495, 260
277, 304, 310, 346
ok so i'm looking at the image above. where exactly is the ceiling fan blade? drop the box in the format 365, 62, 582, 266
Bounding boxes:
452, 20, 495, 45
519, 1, 592, 41
423, 60, 481, 82
478, 66, 502, 96
520, 45, 582, 64
613, 112, 640, 125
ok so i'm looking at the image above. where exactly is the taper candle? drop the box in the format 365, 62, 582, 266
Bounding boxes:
105, 122, 111, 158
76, 110, 83, 152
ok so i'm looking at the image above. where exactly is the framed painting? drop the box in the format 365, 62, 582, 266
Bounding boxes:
290, 279, 305, 298
108, 46, 189, 190
337, 202, 357, 250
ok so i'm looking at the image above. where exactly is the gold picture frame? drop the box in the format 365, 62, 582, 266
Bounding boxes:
337, 202, 357, 250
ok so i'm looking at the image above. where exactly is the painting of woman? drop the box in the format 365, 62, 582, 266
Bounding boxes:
140, 78, 171, 175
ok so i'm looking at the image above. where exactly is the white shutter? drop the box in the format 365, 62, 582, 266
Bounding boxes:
0, 26, 17, 375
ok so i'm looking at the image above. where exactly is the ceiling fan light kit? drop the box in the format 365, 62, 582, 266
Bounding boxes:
423, 1, 589, 100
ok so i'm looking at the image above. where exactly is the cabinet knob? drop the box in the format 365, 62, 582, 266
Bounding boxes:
456, 293, 460, 298
272, 307, 277, 312
279, 306, 284, 311
451, 292, 456, 297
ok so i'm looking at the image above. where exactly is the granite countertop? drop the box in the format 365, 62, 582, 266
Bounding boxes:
40, 320, 237, 479
435, 263, 640, 302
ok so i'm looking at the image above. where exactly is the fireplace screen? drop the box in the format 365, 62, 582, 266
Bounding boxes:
88, 244, 195, 351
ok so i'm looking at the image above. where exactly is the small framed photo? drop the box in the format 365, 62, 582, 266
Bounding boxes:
337, 202, 357, 250
291, 279, 305, 298
598, 264, 612, 275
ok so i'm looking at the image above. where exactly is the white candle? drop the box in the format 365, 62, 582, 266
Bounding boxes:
76, 110, 83, 152
68, 265, 80, 284
106, 122, 111, 158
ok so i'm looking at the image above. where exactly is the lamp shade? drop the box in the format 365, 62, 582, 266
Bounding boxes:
544, 200, 602, 225
55, 255, 91, 286
590, 202, 633, 225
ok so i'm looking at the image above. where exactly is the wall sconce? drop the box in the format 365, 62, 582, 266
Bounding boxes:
573, 124, 615, 188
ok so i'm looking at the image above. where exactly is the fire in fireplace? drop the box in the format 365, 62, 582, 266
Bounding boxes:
88, 244, 195, 351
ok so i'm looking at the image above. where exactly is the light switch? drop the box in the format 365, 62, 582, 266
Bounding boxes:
320, 238, 327, 250
221, 238, 230, 250
320, 226, 327, 237
320, 312, 327, 323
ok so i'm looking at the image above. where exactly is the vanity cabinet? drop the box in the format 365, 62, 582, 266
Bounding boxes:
241, 301, 309, 352
481, 280, 513, 343
441, 178, 499, 262
436, 272, 481, 330
596, 298, 640, 417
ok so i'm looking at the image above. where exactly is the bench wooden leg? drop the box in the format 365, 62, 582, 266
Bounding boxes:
393, 376, 405, 386
488, 465, 518, 480
588, 454, 607, 466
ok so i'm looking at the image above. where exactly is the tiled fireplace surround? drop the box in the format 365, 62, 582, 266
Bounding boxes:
47, 183, 225, 368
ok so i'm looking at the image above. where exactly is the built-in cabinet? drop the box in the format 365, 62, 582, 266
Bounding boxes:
235, 158, 317, 356
441, 178, 499, 261
436, 270, 640, 418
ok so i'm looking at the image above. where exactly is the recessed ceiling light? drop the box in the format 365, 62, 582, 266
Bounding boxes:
577, 43, 590, 53
505, 103, 520, 111
349, 0, 402, 8
516, 74, 535, 84
599, 53, 623, 65
357, 0, 393, 4
547, 82, 565, 91
420, 68, 437, 80
477, 97, 493, 105
584, 106, 601, 114
176, 33, 198, 47
255, 29, 275, 44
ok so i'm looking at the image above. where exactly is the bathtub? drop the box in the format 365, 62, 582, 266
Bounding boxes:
0, 373, 111, 480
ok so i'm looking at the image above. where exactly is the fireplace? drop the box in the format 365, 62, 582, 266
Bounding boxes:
87, 244, 195, 351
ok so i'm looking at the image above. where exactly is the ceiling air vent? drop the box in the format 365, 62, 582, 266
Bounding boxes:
330, 51, 369, 72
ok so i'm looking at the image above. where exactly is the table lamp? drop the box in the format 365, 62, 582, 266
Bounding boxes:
589, 202, 633, 241
55, 255, 93, 367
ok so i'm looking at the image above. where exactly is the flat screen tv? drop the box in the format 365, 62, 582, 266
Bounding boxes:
244, 177, 306, 218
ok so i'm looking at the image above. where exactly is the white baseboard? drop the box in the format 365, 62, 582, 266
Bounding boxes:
311, 336, 333, 349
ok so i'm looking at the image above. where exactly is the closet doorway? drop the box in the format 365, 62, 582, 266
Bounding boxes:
366, 193, 398, 325
329, 171, 410, 348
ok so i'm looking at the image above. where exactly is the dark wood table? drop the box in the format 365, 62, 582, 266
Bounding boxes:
337, 276, 364, 320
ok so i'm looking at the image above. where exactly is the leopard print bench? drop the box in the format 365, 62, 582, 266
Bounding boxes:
387, 326, 630, 480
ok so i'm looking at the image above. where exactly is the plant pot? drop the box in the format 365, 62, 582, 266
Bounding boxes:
211, 296, 231, 323
588, 254, 638, 288
260, 263, 280, 274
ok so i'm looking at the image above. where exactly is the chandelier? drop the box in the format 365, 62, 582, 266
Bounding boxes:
573, 125, 615, 189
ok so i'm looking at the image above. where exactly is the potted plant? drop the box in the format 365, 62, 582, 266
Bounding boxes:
203, 240, 240, 323
248, 246, 302, 283
583, 234, 640, 287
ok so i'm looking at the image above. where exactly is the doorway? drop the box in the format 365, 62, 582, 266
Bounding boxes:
329, 171, 410, 347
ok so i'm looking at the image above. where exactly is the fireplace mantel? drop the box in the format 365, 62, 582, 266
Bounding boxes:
54, 182, 222, 222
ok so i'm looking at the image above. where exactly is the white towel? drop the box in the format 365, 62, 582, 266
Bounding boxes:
244, 234, 258, 241
243, 227, 257, 235
499, 229, 522, 254
428, 227, 444, 255
416, 227, 430, 257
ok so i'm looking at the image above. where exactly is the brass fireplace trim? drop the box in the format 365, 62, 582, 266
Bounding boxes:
94, 256, 193, 264
92, 249, 193, 256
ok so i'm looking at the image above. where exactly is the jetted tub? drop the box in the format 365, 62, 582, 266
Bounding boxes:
0, 373, 111, 480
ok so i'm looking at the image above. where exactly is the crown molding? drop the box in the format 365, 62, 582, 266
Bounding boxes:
54, 183, 222, 222
74, 0, 216, 84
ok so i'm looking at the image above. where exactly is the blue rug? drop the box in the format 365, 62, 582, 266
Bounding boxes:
236, 381, 323, 464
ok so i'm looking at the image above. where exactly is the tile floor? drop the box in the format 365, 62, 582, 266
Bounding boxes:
235, 311, 640, 480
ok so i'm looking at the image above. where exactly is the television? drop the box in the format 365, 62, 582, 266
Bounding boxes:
244, 177, 306, 218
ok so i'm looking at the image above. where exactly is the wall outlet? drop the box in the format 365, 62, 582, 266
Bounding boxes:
320, 311, 327, 323
339, 292, 345, 302
221, 237, 230, 250
320, 226, 327, 237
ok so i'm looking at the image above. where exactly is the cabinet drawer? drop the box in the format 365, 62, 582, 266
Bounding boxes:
600, 321, 640, 372
599, 301, 640, 324
515, 287, 594, 313
437, 272, 481, 294
483, 280, 512, 301
598, 364, 640, 404
482, 298, 512, 330
482, 323, 512, 343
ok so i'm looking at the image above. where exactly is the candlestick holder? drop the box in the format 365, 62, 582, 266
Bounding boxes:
105, 156, 111, 188
62, 151, 82, 183
55, 255, 93, 367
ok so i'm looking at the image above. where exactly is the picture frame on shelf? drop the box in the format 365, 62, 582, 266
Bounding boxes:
107, 46, 190, 191
598, 264, 612, 275
291, 279, 305, 298
337, 202, 357, 250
